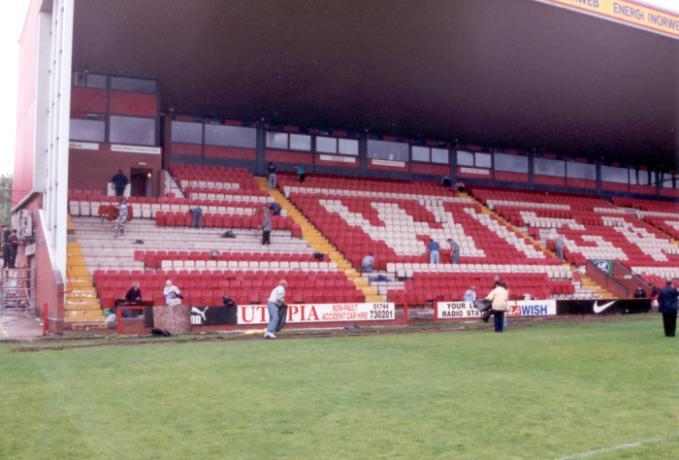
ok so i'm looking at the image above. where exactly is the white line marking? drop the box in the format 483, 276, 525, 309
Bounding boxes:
557, 436, 673, 459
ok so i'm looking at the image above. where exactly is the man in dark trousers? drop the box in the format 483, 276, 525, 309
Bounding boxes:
657, 280, 678, 337
1, 227, 8, 268
111, 169, 129, 197
261, 208, 272, 245
7, 230, 19, 269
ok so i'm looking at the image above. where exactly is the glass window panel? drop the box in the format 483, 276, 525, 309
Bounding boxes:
566, 162, 596, 180
431, 148, 449, 164
367, 140, 409, 161
266, 132, 289, 149
534, 158, 565, 177
638, 170, 649, 185
204, 125, 256, 148
290, 134, 311, 151
338, 138, 358, 156
110, 76, 157, 93
457, 151, 474, 166
171, 121, 202, 144
601, 166, 629, 184
109, 116, 156, 145
86, 74, 107, 89
494, 153, 528, 173
316, 136, 337, 153
412, 146, 430, 162
475, 152, 492, 168
662, 173, 673, 188
70, 118, 105, 142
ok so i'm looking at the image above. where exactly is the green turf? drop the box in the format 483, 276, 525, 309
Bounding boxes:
1, 318, 678, 459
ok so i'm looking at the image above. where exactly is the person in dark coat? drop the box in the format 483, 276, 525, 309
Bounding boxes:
7, 230, 19, 269
657, 280, 678, 337
267, 162, 277, 188
633, 287, 646, 298
1, 227, 9, 268
125, 282, 143, 305
111, 170, 129, 197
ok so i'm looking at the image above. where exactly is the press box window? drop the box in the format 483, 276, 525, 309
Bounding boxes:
412, 146, 430, 162
601, 166, 629, 184
171, 121, 203, 144
266, 132, 289, 149
109, 116, 156, 146
457, 151, 474, 167
111, 76, 157, 93
494, 153, 528, 173
73, 72, 107, 89
367, 140, 408, 161
431, 148, 449, 164
290, 134, 312, 151
70, 118, 105, 142
566, 161, 596, 180
534, 158, 565, 177
338, 139, 358, 156
316, 136, 337, 154
204, 125, 257, 148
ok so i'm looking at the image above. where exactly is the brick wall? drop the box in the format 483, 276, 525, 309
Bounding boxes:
69, 144, 162, 194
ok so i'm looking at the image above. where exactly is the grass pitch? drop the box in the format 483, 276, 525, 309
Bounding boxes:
1, 318, 678, 459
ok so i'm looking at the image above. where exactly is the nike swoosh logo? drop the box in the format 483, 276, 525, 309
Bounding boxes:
593, 301, 616, 314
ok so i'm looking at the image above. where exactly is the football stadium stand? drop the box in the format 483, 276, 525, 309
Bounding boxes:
61, 165, 678, 328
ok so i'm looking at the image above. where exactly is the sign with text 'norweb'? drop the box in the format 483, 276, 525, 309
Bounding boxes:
535, 0, 679, 40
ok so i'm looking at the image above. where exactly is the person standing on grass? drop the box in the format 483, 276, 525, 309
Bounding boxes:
485, 281, 509, 333
262, 208, 272, 245
264, 280, 287, 339
657, 279, 678, 337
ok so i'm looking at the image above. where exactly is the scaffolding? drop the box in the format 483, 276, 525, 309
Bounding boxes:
0, 268, 35, 316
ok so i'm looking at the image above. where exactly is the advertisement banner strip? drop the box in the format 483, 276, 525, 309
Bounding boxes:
237, 302, 396, 325
436, 300, 557, 320
535, 0, 679, 40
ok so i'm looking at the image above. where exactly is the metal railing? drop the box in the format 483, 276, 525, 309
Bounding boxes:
0, 268, 35, 315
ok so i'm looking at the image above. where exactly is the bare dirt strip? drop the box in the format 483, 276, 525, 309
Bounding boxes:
3, 314, 657, 353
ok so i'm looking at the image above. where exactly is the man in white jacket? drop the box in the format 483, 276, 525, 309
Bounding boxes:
264, 280, 287, 339
486, 282, 509, 333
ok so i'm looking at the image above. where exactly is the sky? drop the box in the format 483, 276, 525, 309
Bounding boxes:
0, 0, 677, 177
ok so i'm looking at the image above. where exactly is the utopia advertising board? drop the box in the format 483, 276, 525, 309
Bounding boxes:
535, 0, 679, 39
237, 302, 396, 325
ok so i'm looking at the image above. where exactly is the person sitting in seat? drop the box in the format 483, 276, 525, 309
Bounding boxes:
125, 282, 143, 305
361, 253, 375, 273
464, 285, 477, 302
163, 280, 182, 306
269, 202, 282, 216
